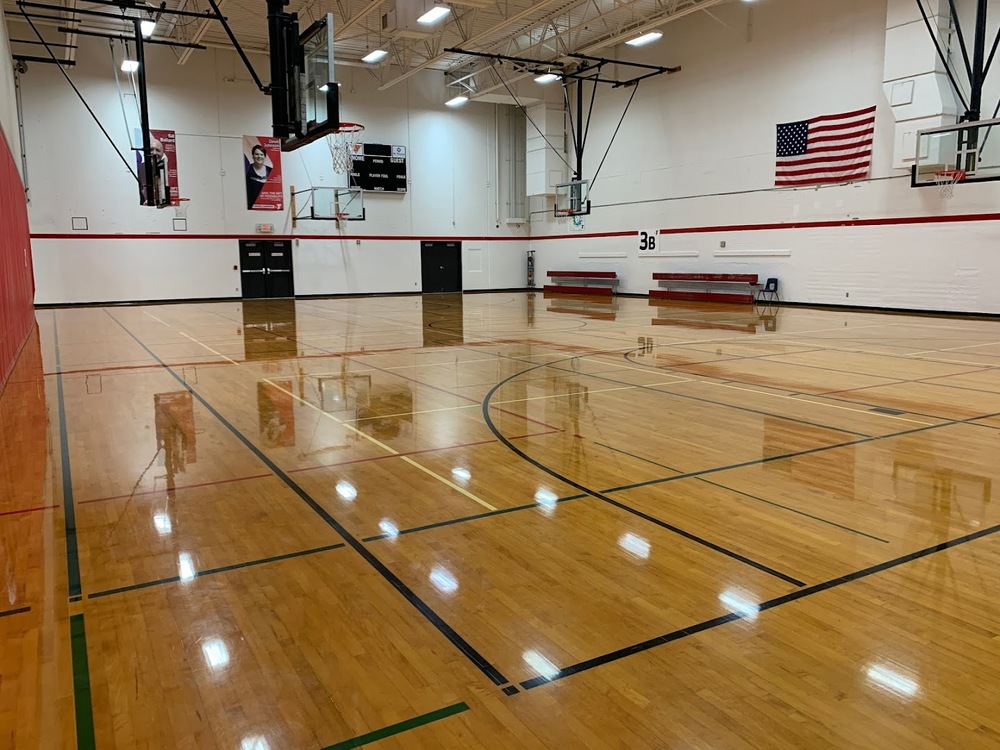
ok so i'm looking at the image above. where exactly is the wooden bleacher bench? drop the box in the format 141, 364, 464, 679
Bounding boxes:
544, 270, 618, 296
650, 272, 759, 304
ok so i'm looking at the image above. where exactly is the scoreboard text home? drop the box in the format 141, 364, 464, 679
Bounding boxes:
349, 143, 408, 192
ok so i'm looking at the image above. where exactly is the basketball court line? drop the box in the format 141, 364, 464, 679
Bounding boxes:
518, 518, 1000, 691
87, 542, 346, 599
0, 504, 59, 518
489, 380, 690, 406
178, 331, 241, 365
263, 378, 497, 512
107, 309, 512, 687
0, 606, 31, 619
592, 441, 889, 543
320, 701, 470, 750
475, 347, 875, 438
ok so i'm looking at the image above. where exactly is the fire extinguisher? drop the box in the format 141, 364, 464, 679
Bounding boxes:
527, 250, 535, 288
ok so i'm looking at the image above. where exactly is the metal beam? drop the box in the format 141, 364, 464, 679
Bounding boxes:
176, 0, 226, 64
56, 25, 206, 49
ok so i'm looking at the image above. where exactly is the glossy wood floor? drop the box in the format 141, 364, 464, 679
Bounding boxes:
3, 292, 1000, 749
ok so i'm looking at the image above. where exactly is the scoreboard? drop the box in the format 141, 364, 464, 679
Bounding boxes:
349, 143, 407, 192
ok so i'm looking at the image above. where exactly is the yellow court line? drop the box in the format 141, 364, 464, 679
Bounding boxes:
907, 340, 1000, 356
179, 331, 241, 365
142, 310, 171, 327
692, 380, 936, 426
262, 378, 497, 512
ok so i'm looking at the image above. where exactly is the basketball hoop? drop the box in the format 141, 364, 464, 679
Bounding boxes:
934, 169, 965, 200
327, 122, 365, 174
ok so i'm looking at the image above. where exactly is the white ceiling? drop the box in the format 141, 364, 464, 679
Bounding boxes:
5, 0, 736, 95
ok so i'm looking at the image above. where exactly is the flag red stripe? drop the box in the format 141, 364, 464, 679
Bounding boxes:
808, 127, 874, 147
804, 138, 874, 156
778, 149, 872, 168
775, 171, 870, 186
807, 105, 877, 125
807, 115, 876, 136
776, 160, 870, 178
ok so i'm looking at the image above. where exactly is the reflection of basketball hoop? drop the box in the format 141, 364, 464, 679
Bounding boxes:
173, 197, 191, 218
326, 122, 365, 174
934, 169, 965, 199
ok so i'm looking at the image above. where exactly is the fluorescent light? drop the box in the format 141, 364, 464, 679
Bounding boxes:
417, 5, 451, 24
625, 30, 663, 47
201, 638, 230, 670
445, 95, 468, 107
121, 59, 140, 72
618, 532, 650, 560
362, 49, 388, 64
140, 19, 156, 38
534, 73, 560, 84
523, 650, 559, 681
178, 552, 196, 582
865, 664, 919, 698
429, 565, 458, 595
319, 84, 329, 92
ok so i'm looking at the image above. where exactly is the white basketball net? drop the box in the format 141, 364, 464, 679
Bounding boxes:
934, 170, 964, 200
326, 123, 365, 174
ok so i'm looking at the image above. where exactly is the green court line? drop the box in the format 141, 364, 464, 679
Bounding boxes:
321, 702, 470, 750
70, 614, 96, 750
594, 441, 889, 543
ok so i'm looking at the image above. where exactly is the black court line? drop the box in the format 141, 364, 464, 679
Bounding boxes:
481, 349, 807, 588
519, 518, 1000, 690
362, 494, 587, 542
87, 543, 346, 599
53, 312, 83, 598
593, 442, 890, 543
106, 310, 512, 688
0, 606, 31, 618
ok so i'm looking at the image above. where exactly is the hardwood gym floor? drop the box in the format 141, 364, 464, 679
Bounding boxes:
2, 292, 999, 749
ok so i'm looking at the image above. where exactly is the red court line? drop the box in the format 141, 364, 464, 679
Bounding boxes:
77, 473, 273, 505
0, 504, 59, 518
288, 430, 559, 473
76, 431, 558, 505
32, 232, 531, 242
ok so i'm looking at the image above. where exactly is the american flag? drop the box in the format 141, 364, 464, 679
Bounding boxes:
775, 105, 876, 186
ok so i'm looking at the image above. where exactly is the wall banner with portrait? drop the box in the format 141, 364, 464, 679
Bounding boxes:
135, 128, 179, 206
244, 136, 284, 211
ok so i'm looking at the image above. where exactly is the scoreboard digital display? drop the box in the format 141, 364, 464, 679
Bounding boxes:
349, 143, 407, 192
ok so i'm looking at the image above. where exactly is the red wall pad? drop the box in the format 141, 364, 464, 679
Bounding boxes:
0, 128, 36, 392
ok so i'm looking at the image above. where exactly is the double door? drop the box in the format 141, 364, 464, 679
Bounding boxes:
420, 241, 462, 293
239, 239, 294, 298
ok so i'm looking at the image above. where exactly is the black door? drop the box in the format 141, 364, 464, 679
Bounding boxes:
420, 241, 462, 293
239, 240, 295, 298
239, 240, 268, 299
266, 241, 294, 297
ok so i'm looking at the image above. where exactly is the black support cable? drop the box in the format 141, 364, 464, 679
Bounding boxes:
580, 72, 599, 164
206, 0, 266, 92
946, 0, 975, 81
18, 8, 137, 181
981, 26, 1000, 79
914, 0, 971, 112
493, 67, 573, 171
589, 81, 640, 189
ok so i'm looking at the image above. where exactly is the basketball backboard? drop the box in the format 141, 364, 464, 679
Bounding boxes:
912, 118, 1000, 187
311, 186, 365, 220
269, 9, 340, 151
554, 179, 591, 217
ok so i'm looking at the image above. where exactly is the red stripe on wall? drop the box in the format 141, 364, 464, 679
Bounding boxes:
0, 127, 35, 392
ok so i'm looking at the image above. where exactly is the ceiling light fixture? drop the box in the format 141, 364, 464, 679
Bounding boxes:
121, 59, 140, 72
362, 49, 388, 64
445, 95, 468, 107
416, 5, 450, 25
625, 30, 663, 46
140, 19, 156, 38
534, 73, 560, 84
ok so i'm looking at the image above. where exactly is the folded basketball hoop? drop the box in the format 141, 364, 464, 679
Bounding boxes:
327, 122, 365, 174
934, 169, 965, 199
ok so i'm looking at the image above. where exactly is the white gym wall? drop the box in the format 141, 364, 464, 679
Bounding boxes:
530, 0, 1000, 314
14, 35, 528, 303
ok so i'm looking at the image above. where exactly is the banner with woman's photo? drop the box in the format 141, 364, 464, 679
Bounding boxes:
244, 136, 283, 210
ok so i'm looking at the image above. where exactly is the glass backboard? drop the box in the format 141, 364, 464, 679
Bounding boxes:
311, 186, 364, 221
913, 117, 1000, 186
554, 179, 591, 217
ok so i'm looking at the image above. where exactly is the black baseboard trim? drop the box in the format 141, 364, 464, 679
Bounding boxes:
763, 299, 1000, 320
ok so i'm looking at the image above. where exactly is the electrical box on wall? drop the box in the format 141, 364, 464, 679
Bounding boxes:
256, 223, 275, 234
